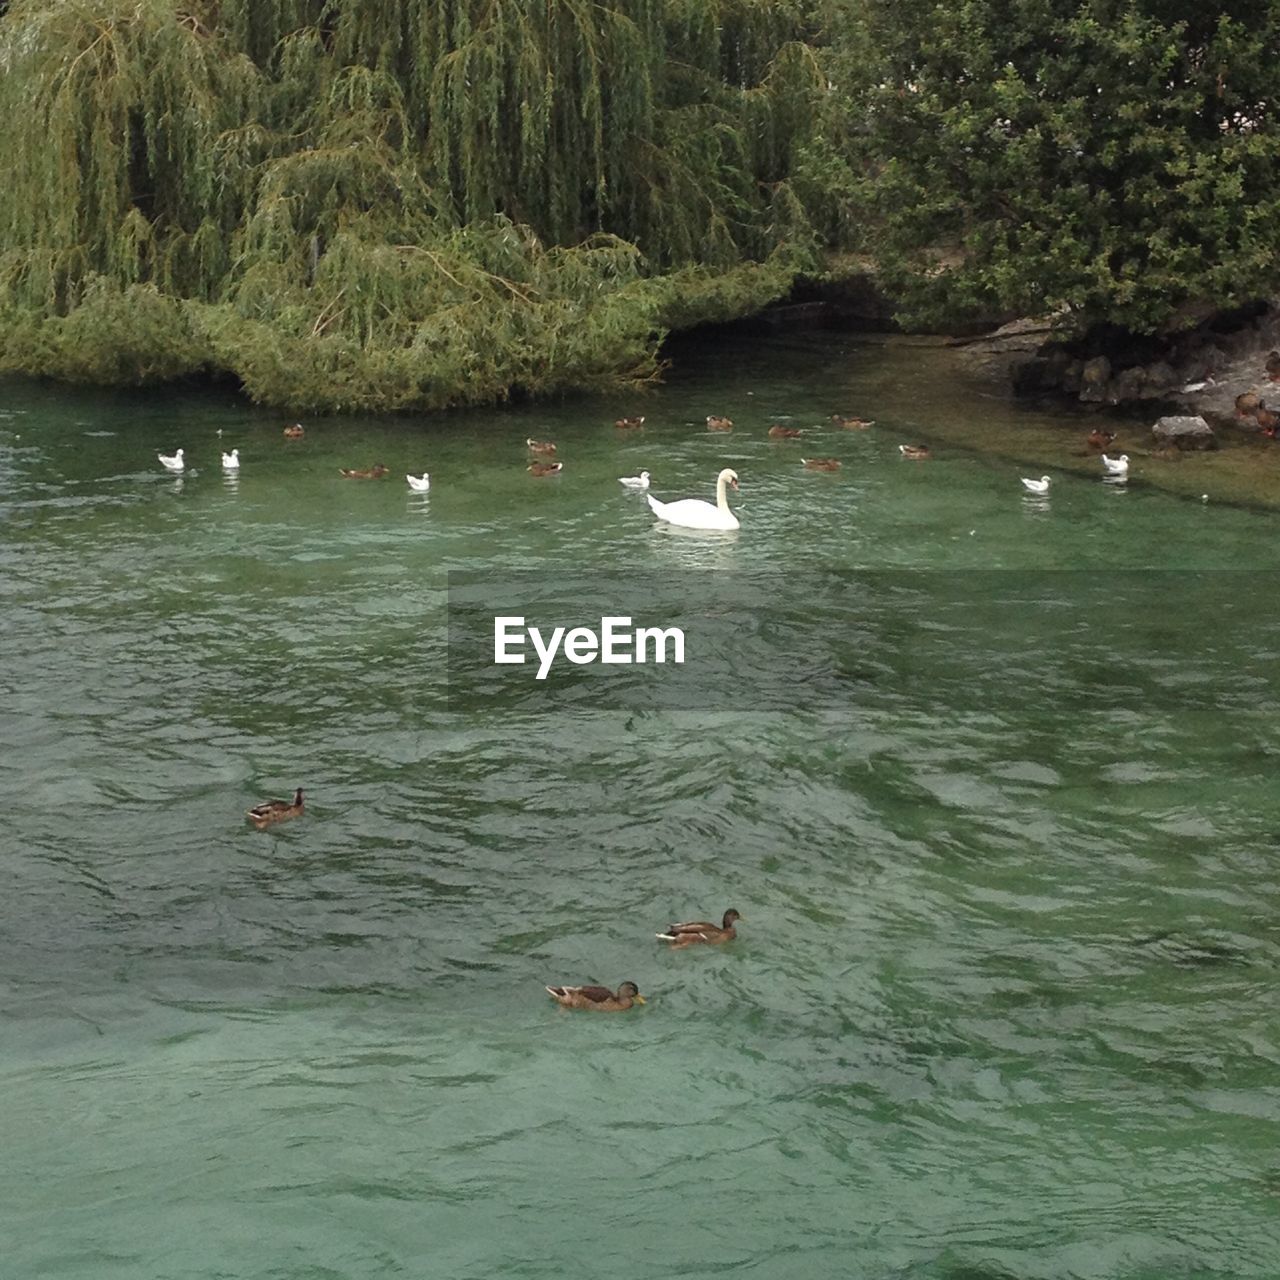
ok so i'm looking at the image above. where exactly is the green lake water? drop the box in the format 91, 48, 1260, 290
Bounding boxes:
2, 334, 1278, 1279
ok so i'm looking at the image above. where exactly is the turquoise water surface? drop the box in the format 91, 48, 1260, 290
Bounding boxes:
2, 334, 1278, 1279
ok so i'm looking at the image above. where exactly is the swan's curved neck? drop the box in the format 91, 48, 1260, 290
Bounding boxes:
716, 474, 731, 512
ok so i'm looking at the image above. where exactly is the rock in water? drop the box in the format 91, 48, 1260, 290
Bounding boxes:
1152, 415, 1217, 451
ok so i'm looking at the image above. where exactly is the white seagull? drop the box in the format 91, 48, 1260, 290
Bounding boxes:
1020, 475, 1051, 495
406, 473, 431, 492
647, 468, 740, 531
222, 448, 240, 470
158, 448, 184, 472
619, 470, 650, 490
1100, 453, 1129, 477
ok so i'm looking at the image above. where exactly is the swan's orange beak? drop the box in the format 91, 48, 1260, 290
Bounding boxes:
730, 477, 739, 491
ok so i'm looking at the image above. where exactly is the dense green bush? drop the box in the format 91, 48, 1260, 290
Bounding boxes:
837, 0, 1280, 334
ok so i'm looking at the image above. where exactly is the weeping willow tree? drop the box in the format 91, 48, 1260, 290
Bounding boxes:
0, 0, 830, 410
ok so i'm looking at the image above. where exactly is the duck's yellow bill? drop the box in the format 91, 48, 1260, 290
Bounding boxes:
634, 995, 647, 1004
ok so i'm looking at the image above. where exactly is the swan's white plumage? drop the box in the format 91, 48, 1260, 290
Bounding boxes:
647, 468, 739, 530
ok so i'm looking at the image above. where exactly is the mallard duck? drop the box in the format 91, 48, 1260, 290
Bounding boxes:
1086, 429, 1116, 451
339, 464, 389, 479
832, 415, 874, 429
615, 416, 645, 429
283, 424, 305, 439
657, 909, 742, 948
528, 460, 563, 476
801, 457, 841, 471
526, 438, 557, 455
406, 472, 431, 491
247, 787, 304, 829
706, 415, 734, 431
898, 444, 931, 460
1236, 391, 1261, 420
1021, 475, 1051, 494
545, 981, 645, 1011
221, 448, 240, 470
158, 448, 184, 472
1266, 352, 1280, 381
768, 424, 803, 439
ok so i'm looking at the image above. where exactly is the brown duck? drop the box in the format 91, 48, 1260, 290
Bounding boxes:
283, 424, 305, 439
545, 981, 646, 1011
528, 460, 563, 476
898, 444, 931, 460
832, 415, 874, 429
1086, 429, 1116, 452
657, 909, 742, 948
614, 416, 645, 429
526, 438, 557, 455
339, 464, 389, 479
706, 415, 734, 431
801, 457, 841, 471
1236, 391, 1262, 420
768, 424, 803, 439
247, 788, 304, 830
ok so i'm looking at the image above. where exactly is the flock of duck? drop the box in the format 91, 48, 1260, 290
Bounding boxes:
245, 785, 737, 1011
213, 407, 1169, 1007
159, 411, 1133, 536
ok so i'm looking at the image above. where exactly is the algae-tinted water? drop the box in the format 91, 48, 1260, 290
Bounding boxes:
2, 336, 1278, 1279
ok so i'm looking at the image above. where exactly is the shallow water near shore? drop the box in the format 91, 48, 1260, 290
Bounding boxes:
2, 335, 1279, 1280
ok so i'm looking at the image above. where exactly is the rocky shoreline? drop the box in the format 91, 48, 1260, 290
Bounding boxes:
947, 302, 1280, 441
735, 274, 1280, 462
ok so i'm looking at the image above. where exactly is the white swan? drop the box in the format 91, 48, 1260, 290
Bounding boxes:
407, 472, 431, 492
222, 448, 240, 470
158, 448, 184, 472
1100, 453, 1129, 476
647, 468, 739, 531
1020, 475, 1051, 494
619, 470, 650, 490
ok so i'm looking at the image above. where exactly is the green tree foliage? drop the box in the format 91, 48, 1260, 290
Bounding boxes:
839, 0, 1280, 334
0, 0, 826, 409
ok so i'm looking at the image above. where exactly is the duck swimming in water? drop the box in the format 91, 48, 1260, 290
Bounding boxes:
657, 909, 743, 948
247, 787, 304, 829
545, 982, 646, 1011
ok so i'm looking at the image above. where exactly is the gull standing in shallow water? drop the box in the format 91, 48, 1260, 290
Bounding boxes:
406, 473, 431, 491
1021, 475, 1051, 495
647, 467, 739, 530
158, 448, 184, 472
619, 470, 650, 490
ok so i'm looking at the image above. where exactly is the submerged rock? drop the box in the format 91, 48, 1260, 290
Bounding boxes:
1152, 414, 1217, 450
